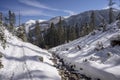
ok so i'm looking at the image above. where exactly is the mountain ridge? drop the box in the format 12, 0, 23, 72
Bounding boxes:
24, 8, 120, 33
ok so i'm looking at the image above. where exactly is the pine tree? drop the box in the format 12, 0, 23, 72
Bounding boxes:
66, 26, 70, 42
84, 23, 90, 35
8, 10, 16, 33
102, 19, 106, 32
9, 10, 13, 25
69, 26, 76, 40
63, 26, 67, 43
28, 27, 31, 42
79, 24, 84, 37
57, 16, 65, 44
108, 0, 115, 24
18, 11, 21, 27
51, 23, 58, 47
109, 7, 113, 24
0, 12, 2, 25
12, 12, 16, 34
90, 11, 95, 32
75, 23, 80, 38
35, 21, 42, 46
44, 22, 58, 48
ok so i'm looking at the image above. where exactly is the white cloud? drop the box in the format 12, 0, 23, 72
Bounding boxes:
18, 0, 75, 16
18, 0, 58, 11
15, 10, 53, 17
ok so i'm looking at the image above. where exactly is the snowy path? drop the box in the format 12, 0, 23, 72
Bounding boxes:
0, 39, 61, 80
0, 42, 34, 80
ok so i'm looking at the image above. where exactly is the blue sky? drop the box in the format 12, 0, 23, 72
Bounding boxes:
0, 0, 120, 25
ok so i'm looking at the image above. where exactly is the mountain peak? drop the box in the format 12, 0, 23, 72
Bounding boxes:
26, 20, 36, 24
26, 19, 46, 24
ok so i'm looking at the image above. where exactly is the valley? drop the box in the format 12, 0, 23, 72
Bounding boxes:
1, 0, 120, 80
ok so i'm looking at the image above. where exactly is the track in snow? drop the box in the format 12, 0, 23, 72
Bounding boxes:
0, 43, 33, 80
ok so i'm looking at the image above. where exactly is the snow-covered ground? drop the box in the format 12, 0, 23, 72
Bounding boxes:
50, 21, 120, 80
0, 27, 60, 80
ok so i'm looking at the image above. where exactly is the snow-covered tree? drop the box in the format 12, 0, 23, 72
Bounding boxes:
0, 27, 6, 49
16, 26, 27, 42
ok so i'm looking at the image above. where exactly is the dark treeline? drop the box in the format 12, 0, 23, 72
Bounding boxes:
28, 12, 96, 49
28, 8, 120, 49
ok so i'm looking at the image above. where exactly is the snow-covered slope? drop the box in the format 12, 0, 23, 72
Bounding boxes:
63, 9, 120, 27
47, 16, 64, 24
50, 21, 120, 80
0, 27, 60, 80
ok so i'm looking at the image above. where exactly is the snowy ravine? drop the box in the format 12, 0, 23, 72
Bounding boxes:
50, 21, 120, 80
0, 28, 60, 80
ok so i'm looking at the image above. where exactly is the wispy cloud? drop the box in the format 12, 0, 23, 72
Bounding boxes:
15, 10, 53, 17
4, 4, 53, 17
18, 0, 58, 11
18, 0, 75, 15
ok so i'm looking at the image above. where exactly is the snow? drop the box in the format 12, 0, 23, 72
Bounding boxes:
50, 21, 120, 80
26, 20, 36, 25
25, 19, 45, 34
26, 19, 45, 25
0, 27, 60, 80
